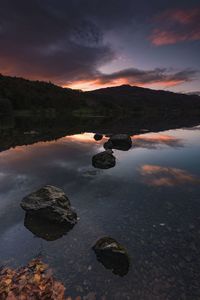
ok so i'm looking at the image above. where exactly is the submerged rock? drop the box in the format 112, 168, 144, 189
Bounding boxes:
104, 134, 132, 151
24, 213, 74, 241
21, 185, 77, 226
94, 133, 103, 141
93, 237, 130, 276
92, 150, 116, 169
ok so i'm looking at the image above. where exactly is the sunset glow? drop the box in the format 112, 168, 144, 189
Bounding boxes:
0, 2, 199, 92
66, 78, 131, 91
66, 78, 187, 91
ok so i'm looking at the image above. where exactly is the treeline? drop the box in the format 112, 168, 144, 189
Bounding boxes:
0, 74, 84, 112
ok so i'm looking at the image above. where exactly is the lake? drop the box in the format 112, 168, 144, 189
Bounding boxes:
0, 122, 200, 299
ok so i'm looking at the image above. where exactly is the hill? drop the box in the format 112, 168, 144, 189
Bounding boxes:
86, 84, 200, 114
0, 74, 200, 118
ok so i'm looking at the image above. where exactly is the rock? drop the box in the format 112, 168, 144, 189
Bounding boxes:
104, 134, 132, 151
24, 213, 74, 241
103, 140, 113, 150
21, 185, 77, 226
92, 150, 116, 169
93, 237, 130, 276
94, 133, 103, 141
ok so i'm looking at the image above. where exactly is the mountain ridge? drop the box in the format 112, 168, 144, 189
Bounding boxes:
0, 74, 199, 116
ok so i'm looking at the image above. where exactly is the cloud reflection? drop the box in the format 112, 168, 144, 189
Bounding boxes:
139, 165, 200, 186
133, 134, 183, 149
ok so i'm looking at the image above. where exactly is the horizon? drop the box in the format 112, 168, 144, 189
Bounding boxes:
0, 1, 199, 93
1, 73, 199, 95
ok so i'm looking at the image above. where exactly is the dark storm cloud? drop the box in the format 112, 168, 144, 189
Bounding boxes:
95, 68, 198, 86
0, 0, 199, 86
0, 0, 115, 83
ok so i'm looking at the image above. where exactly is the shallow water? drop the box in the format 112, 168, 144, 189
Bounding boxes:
0, 126, 200, 299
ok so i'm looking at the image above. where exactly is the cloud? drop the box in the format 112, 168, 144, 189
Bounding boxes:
69, 67, 198, 90
150, 29, 200, 46
155, 8, 200, 25
150, 8, 200, 45
0, 0, 147, 85
139, 165, 200, 186
0, 1, 199, 89
96, 68, 197, 86
0, 0, 116, 84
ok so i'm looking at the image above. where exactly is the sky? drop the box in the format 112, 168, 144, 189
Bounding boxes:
0, 0, 199, 92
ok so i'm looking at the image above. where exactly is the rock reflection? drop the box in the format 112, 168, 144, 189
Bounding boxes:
94, 133, 103, 141
139, 165, 200, 187
95, 250, 130, 276
93, 237, 130, 277
92, 150, 116, 169
24, 213, 74, 241
104, 134, 132, 151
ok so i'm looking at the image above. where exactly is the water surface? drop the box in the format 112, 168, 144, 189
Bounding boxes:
0, 126, 200, 299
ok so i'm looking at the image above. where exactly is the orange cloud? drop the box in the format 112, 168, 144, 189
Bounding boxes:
150, 29, 200, 46
144, 80, 185, 88
156, 8, 200, 25
139, 165, 200, 186
150, 8, 200, 46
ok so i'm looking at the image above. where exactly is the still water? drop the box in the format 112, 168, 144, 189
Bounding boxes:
0, 126, 200, 299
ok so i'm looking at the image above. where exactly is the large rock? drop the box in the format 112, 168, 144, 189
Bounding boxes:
21, 185, 77, 226
104, 134, 132, 151
92, 150, 116, 169
93, 237, 130, 276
